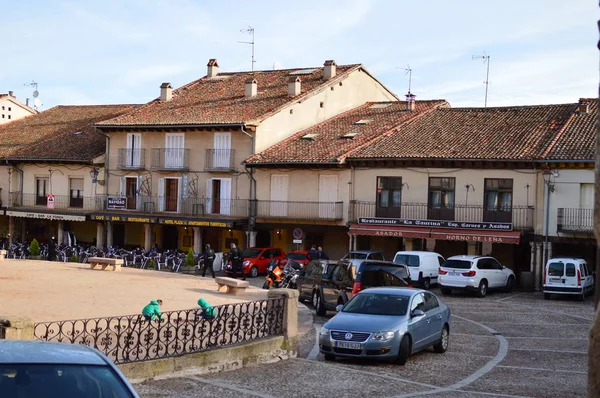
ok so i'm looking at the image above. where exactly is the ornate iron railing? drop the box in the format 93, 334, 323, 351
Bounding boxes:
151, 148, 190, 170
557, 208, 594, 232
205, 149, 237, 171
8, 192, 101, 212
33, 298, 285, 364
252, 200, 344, 220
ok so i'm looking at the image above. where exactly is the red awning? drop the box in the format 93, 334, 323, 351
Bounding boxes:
348, 224, 521, 244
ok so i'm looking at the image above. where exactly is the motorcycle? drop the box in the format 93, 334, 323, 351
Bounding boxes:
263, 259, 285, 289
263, 259, 303, 290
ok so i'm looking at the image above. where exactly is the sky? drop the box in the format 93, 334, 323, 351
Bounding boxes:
0, 0, 597, 110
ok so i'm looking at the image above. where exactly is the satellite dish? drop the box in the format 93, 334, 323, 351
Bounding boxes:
33, 90, 39, 98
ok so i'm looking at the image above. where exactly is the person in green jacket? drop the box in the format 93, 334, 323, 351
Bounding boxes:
142, 299, 163, 322
198, 298, 217, 320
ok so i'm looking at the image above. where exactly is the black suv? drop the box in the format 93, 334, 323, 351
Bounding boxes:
308, 260, 411, 316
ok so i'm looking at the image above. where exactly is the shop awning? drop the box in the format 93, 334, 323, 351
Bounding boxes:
6, 210, 86, 222
348, 224, 521, 244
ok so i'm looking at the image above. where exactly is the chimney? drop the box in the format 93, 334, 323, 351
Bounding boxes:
160, 82, 173, 101
324, 60, 337, 79
577, 101, 590, 114
405, 92, 416, 111
8, 91, 13, 97
288, 76, 301, 96
207, 58, 219, 78
245, 78, 258, 97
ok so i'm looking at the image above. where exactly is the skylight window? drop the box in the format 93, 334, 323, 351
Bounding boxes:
73, 131, 83, 135
354, 119, 373, 125
370, 103, 393, 109
341, 132, 360, 139
301, 133, 319, 140
289, 68, 317, 75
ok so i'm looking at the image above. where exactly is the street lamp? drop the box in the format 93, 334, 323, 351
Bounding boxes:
89, 167, 99, 183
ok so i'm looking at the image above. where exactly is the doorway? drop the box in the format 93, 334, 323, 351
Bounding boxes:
113, 224, 125, 248
212, 180, 221, 214
125, 177, 137, 210
162, 225, 179, 250
256, 230, 271, 248
165, 179, 179, 212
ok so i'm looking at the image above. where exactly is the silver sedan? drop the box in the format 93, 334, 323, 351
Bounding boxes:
318, 287, 451, 365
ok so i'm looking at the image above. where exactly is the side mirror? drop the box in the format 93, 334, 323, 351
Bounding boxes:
411, 309, 425, 318
335, 304, 344, 312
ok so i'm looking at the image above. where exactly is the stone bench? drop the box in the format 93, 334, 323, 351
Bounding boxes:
88, 257, 123, 272
0, 250, 5, 261
215, 276, 249, 296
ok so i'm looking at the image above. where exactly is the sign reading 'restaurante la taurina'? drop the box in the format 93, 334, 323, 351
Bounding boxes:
358, 217, 512, 231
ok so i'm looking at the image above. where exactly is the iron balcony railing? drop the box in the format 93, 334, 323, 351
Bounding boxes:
9, 192, 102, 212
349, 201, 534, 230
204, 149, 236, 171
151, 148, 190, 170
251, 200, 344, 220
117, 148, 146, 169
99, 195, 248, 218
557, 208, 593, 232
33, 298, 285, 364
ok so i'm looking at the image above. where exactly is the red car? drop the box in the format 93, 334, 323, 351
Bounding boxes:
224, 247, 286, 278
286, 250, 310, 266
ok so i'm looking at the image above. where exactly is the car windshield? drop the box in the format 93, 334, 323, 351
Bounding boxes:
287, 253, 307, 260
343, 252, 368, 260
548, 262, 564, 277
343, 293, 409, 316
443, 259, 472, 269
393, 254, 419, 267
242, 249, 262, 258
0, 363, 135, 397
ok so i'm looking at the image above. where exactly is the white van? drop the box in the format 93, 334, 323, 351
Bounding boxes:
543, 257, 594, 300
393, 251, 445, 290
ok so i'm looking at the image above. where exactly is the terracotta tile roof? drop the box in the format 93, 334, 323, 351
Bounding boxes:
97, 64, 361, 126
0, 105, 138, 161
543, 98, 597, 161
347, 103, 578, 161
245, 100, 448, 164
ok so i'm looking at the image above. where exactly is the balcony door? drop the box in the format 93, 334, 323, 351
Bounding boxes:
376, 176, 402, 218
270, 174, 289, 217
120, 177, 141, 210
319, 175, 338, 219
579, 183, 594, 229
158, 177, 182, 213
36, 177, 49, 206
428, 177, 455, 221
165, 133, 185, 169
483, 179, 513, 223
69, 178, 84, 208
206, 178, 231, 215
126, 133, 142, 168
213, 132, 231, 168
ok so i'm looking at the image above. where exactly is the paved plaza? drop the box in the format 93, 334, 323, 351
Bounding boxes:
0, 259, 267, 322
137, 289, 594, 398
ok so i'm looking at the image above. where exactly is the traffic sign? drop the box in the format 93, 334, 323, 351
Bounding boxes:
292, 228, 303, 240
293, 239, 302, 244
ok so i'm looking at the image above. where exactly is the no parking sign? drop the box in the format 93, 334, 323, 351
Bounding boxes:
292, 228, 303, 240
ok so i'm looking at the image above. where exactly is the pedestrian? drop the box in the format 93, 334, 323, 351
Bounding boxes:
142, 299, 163, 322
197, 298, 217, 320
47, 236, 57, 261
230, 242, 245, 280
307, 244, 319, 262
202, 244, 216, 278
317, 246, 329, 260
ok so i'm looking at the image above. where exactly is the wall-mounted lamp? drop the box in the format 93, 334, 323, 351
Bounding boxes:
228, 229, 233, 238
465, 184, 475, 205
89, 167, 100, 183
276, 229, 282, 240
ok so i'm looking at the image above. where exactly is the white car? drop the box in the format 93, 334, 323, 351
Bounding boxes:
438, 255, 516, 298
543, 257, 594, 301
393, 251, 445, 290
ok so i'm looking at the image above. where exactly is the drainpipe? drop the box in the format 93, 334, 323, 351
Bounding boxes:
241, 125, 256, 248
93, 126, 110, 197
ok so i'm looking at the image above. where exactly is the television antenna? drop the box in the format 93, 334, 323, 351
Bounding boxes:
472, 52, 490, 107
239, 26, 256, 71
23, 81, 41, 110
402, 65, 412, 94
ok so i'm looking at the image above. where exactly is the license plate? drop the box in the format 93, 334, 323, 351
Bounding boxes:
550, 278, 561, 282
335, 341, 362, 350
450, 272, 460, 276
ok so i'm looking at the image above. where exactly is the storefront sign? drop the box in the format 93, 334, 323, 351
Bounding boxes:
445, 234, 507, 243
358, 217, 512, 231
107, 197, 127, 210
158, 218, 233, 228
6, 211, 86, 222
89, 214, 158, 223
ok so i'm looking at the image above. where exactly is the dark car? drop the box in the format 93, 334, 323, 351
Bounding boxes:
297, 260, 332, 303
311, 260, 411, 316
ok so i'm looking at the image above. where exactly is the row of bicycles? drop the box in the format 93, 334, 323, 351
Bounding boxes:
0, 239, 206, 273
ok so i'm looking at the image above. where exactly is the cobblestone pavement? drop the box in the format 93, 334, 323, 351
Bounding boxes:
136, 288, 594, 398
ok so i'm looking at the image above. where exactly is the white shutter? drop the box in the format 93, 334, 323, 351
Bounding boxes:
119, 177, 126, 196
136, 176, 142, 210
270, 175, 289, 217
205, 179, 213, 214
580, 184, 594, 208
213, 133, 231, 168
158, 178, 165, 211
177, 177, 182, 213
127, 133, 141, 167
220, 178, 232, 216
319, 175, 338, 219
165, 133, 184, 168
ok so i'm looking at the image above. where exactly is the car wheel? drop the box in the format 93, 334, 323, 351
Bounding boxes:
422, 277, 431, 290
477, 280, 488, 298
396, 335, 411, 366
312, 290, 326, 316
505, 276, 515, 293
433, 325, 449, 353
441, 287, 452, 295
262, 280, 270, 290
324, 354, 335, 361
250, 266, 259, 278
544, 293, 551, 300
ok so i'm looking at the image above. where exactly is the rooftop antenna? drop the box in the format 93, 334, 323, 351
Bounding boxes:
23, 81, 41, 110
403, 65, 413, 94
239, 26, 256, 71
472, 52, 490, 107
